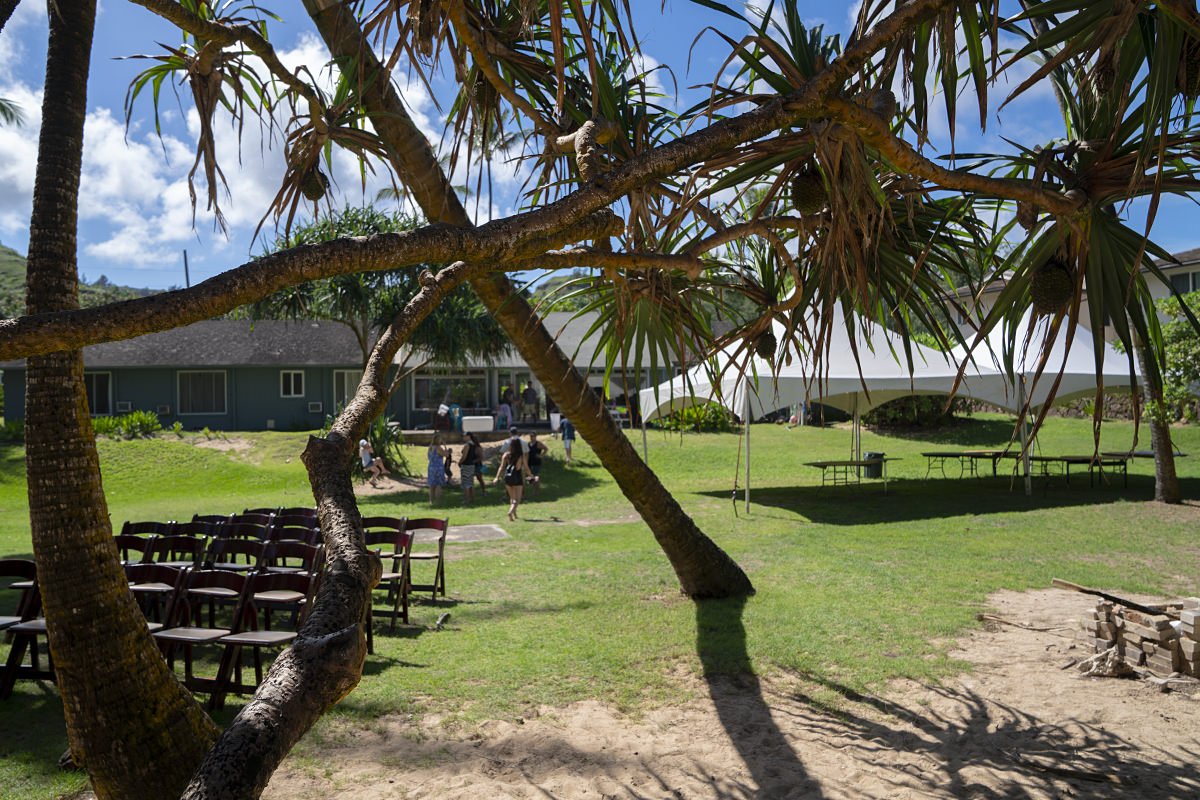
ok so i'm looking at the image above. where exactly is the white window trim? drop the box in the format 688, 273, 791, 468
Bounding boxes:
177, 370, 228, 415
84, 371, 112, 416
280, 369, 305, 398
333, 369, 363, 410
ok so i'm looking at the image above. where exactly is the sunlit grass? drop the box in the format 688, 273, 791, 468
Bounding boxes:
1, 414, 1198, 798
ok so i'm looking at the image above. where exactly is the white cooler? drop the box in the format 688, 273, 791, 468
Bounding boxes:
462, 415, 494, 433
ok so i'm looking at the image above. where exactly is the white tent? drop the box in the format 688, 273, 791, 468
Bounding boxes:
638, 308, 1140, 502
954, 312, 1138, 414
640, 311, 985, 426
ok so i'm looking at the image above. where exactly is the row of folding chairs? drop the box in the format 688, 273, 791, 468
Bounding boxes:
122, 510, 321, 545
115, 532, 324, 575
359, 517, 448, 653
130, 563, 321, 709
2, 554, 324, 705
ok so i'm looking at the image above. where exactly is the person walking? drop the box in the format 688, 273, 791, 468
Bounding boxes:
459, 432, 484, 506
526, 431, 548, 496
426, 433, 450, 505
559, 416, 576, 465
493, 437, 531, 521
359, 438, 391, 487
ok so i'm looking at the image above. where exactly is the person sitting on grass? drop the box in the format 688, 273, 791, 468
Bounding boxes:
493, 437, 531, 521
359, 438, 391, 487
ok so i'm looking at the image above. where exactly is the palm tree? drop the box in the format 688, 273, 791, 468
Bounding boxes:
5, 2, 1200, 796
22, 1, 219, 797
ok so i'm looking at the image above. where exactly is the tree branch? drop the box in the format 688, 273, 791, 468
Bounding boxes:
445, 0, 559, 140
516, 248, 707, 279
822, 96, 1081, 214
0, 210, 622, 359
130, 0, 322, 110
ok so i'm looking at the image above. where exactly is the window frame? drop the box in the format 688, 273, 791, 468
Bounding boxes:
177, 370, 228, 415
83, 371, 112, 416
411, 370, 488, 412
333, 369, 363, 411
280, 369, 305, 398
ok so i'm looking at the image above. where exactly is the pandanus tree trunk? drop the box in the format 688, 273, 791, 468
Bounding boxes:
23, 1, 220, 797
1136, 343, 1181, 503
305, 0, 753, 597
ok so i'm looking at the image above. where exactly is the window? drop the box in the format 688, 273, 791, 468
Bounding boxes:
413, 372, 487, 411
1170, 270, 1199, 295
333, 369, 362, 410
281, 370, 304, 397
83, 372, 111, 416
178, 371, 226, 415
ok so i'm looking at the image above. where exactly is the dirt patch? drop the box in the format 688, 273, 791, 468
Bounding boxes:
190, 435, 254, 457
264, 588, 1200, 799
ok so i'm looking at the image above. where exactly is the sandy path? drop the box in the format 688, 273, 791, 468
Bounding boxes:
264, 589, 1200, 800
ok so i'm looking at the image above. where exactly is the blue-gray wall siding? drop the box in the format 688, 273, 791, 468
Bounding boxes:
2, 366, 410, 432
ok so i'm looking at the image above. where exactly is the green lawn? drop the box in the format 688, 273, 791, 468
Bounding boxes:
1, 415, 1198, 799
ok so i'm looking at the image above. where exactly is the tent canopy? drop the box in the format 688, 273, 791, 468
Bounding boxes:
640, 309, 1139, 421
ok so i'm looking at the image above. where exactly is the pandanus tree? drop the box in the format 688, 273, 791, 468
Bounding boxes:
4, 0, 1200, 797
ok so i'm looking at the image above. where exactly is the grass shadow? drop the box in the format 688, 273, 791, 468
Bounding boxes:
700, 476, 1200, 525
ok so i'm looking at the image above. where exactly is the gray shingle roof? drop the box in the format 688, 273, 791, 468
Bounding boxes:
2, 320, 365, 369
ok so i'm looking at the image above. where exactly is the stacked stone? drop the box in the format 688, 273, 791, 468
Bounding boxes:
1082, 598, 1200, 677
1181, 607, 1199, 676
1083, 601, 1120, 653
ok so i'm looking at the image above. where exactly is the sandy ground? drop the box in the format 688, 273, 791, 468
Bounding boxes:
263, 589, 1200, 800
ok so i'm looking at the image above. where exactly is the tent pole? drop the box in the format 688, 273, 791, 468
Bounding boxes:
1019, 375, 1031, 496
744, 381, 751, 513
853, 395, 861, 478
640, 367, 649, 464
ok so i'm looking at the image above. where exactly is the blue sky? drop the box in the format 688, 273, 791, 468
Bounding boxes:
0, 0, 1195, 292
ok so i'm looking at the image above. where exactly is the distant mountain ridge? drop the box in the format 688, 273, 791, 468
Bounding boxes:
0, 243, 159, 317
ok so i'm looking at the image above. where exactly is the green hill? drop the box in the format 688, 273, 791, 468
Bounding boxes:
0, 243, 158, 317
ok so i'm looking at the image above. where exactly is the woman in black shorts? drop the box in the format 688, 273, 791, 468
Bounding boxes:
493, 438, 531, 521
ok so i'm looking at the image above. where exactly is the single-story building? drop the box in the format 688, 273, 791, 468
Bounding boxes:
952, 246, 1200, 338
1, 312, 673, 431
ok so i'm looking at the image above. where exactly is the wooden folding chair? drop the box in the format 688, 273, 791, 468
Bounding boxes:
362, 522, 412, 653
124, 563, 189, 631
152, 569, 255, 707
145, 534, 208, 568
0, 560, 49, 699
114, 533, 157, 565
404, 517, 449, 600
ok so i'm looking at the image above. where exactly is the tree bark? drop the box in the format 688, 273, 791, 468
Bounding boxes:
1136, 343, 1181, 503
23, 1, 220, 797
181, 261, 484, 798
305, 0, 752, 597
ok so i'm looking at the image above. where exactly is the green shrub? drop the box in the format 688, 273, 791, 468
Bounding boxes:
0, 419, 22, 442
863, 395, 970, 428
90, 411, 162, 439
658, 402, 734, 433
91, 415, 121, 438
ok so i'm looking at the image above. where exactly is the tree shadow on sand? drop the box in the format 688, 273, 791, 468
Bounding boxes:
693, 597, 1200, 799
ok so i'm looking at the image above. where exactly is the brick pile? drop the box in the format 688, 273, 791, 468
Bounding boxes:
1082, 598, 1200, 677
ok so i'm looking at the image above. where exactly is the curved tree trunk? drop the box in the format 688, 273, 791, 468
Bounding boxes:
23, 1, 220, 797
180, 261, 485, 798
304, 0, 752, 597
